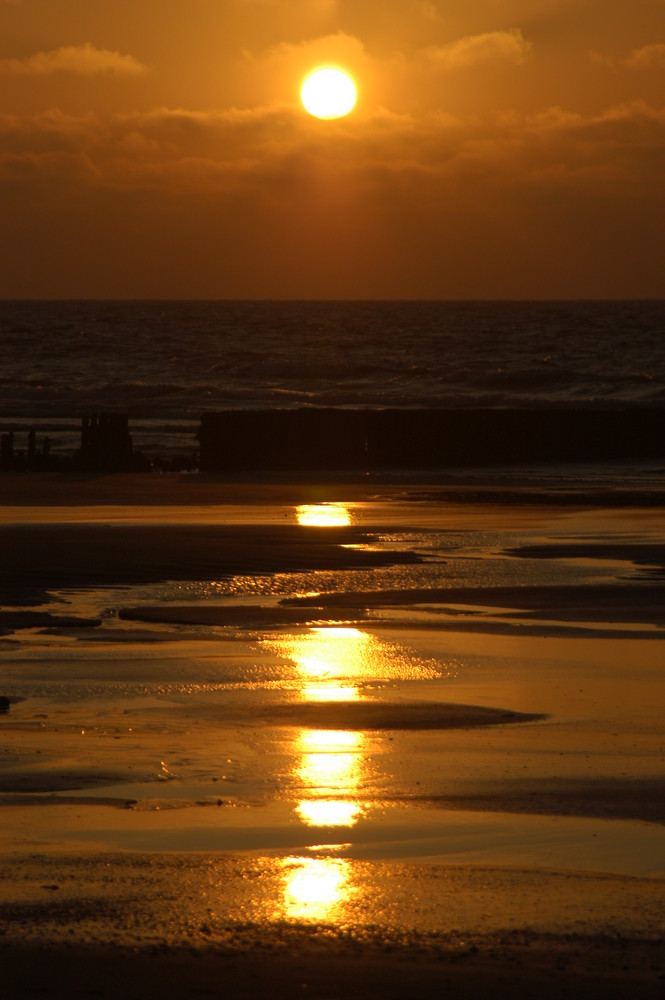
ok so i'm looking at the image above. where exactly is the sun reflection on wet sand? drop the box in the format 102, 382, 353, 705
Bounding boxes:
296, 503, 352, 527
263, 626, 417, 835
301, 684, 360, 702
270, 628, 373, 830
280, 856, 353, 921
264, 624, 439, 694
296, 799, 364, 827
295, 728, 365, 828
299, 729, 363, 753
280, 626, 377, 685
264, 625, 436, 841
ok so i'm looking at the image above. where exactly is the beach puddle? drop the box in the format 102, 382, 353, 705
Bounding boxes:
2, 491, 664, 957
262, 625, 444, 687
3, 797, 664, 880
296, 503, 355, 527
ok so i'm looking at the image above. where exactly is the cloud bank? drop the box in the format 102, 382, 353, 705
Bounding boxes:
0, 43, 147, 77
427, 29, 532, 70
1, 8, 663, 296
2, 95, 662, 199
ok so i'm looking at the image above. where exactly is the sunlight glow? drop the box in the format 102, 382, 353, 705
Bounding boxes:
300, 729, 363, 753
263, 625, 438, 697
285, 626, 372, 683
267, 625, 382, 704
281, 857, 352, 921
296, 503, 352, 527
296, 729, 364, 828
297, 799, 363, 827
263, 628, 385, 833
300, 749, 358, 788
299, 729, 362, 751
301, 684, 360, 702
301, 68, 357, 120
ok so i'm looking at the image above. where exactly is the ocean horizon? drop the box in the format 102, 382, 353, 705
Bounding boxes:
2, 298, 664, 471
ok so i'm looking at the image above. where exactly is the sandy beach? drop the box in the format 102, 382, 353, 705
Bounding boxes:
1, 473, 664, 997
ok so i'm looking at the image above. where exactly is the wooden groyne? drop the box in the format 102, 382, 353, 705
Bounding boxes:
198, 408, 665, 473
1, 415, 149, 473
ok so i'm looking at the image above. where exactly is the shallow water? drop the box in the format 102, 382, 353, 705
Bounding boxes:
2, 493, 664, 889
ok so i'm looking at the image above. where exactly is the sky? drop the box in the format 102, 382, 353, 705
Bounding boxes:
1, 0, 665, 299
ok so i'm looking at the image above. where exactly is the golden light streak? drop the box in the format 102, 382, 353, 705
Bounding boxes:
301, 684, 360, 702
281, 857, 352, 921
296, 503, 352, 526
265, 628, 382, 833
299, 729, 362, 751
282, 626, 373, 683
295, 729, 364, 828
296, 799, 363, 827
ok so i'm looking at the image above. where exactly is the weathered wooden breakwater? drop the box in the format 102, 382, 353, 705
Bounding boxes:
3, 408, 663, 474
198, 407, 665, 473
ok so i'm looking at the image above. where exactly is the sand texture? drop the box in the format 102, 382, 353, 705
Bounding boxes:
1, 475, 664, 997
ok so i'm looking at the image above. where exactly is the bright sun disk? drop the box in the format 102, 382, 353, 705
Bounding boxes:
301, 68, 356, 120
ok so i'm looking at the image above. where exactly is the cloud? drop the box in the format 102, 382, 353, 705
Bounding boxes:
591, 42, 665, 70
2, 97, 664, 298
250, 30, 368, 76
236, 0, 336, 9
2, 96, 663, 202
486, 101, 665, 183
625, 43, 665, 69
426, 29, 532, 70
0, 42, 148, 77
236, 31, 380, 109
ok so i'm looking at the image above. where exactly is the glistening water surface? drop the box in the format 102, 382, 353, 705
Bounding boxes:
2, 495, 664, 897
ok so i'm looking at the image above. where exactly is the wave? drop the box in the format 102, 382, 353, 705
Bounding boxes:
2, 300, 664, 453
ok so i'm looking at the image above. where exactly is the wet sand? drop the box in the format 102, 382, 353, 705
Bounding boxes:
2, 856, 664, 998
1, 474, 664, 997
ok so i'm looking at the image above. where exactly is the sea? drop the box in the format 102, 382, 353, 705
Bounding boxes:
1, 299, 665, 475
2, 299, 665, 900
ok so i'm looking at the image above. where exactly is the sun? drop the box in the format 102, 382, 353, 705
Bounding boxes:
301, 68, 357, 120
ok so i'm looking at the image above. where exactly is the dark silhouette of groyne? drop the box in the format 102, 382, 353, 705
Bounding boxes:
4, 408, 663, 475
198, 408, 665, 473
1, 428, 54, 472
79, 413, 134, 472
1, 415, 149, 472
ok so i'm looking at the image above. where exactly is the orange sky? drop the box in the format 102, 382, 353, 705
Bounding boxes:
1, 0, 664, 298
